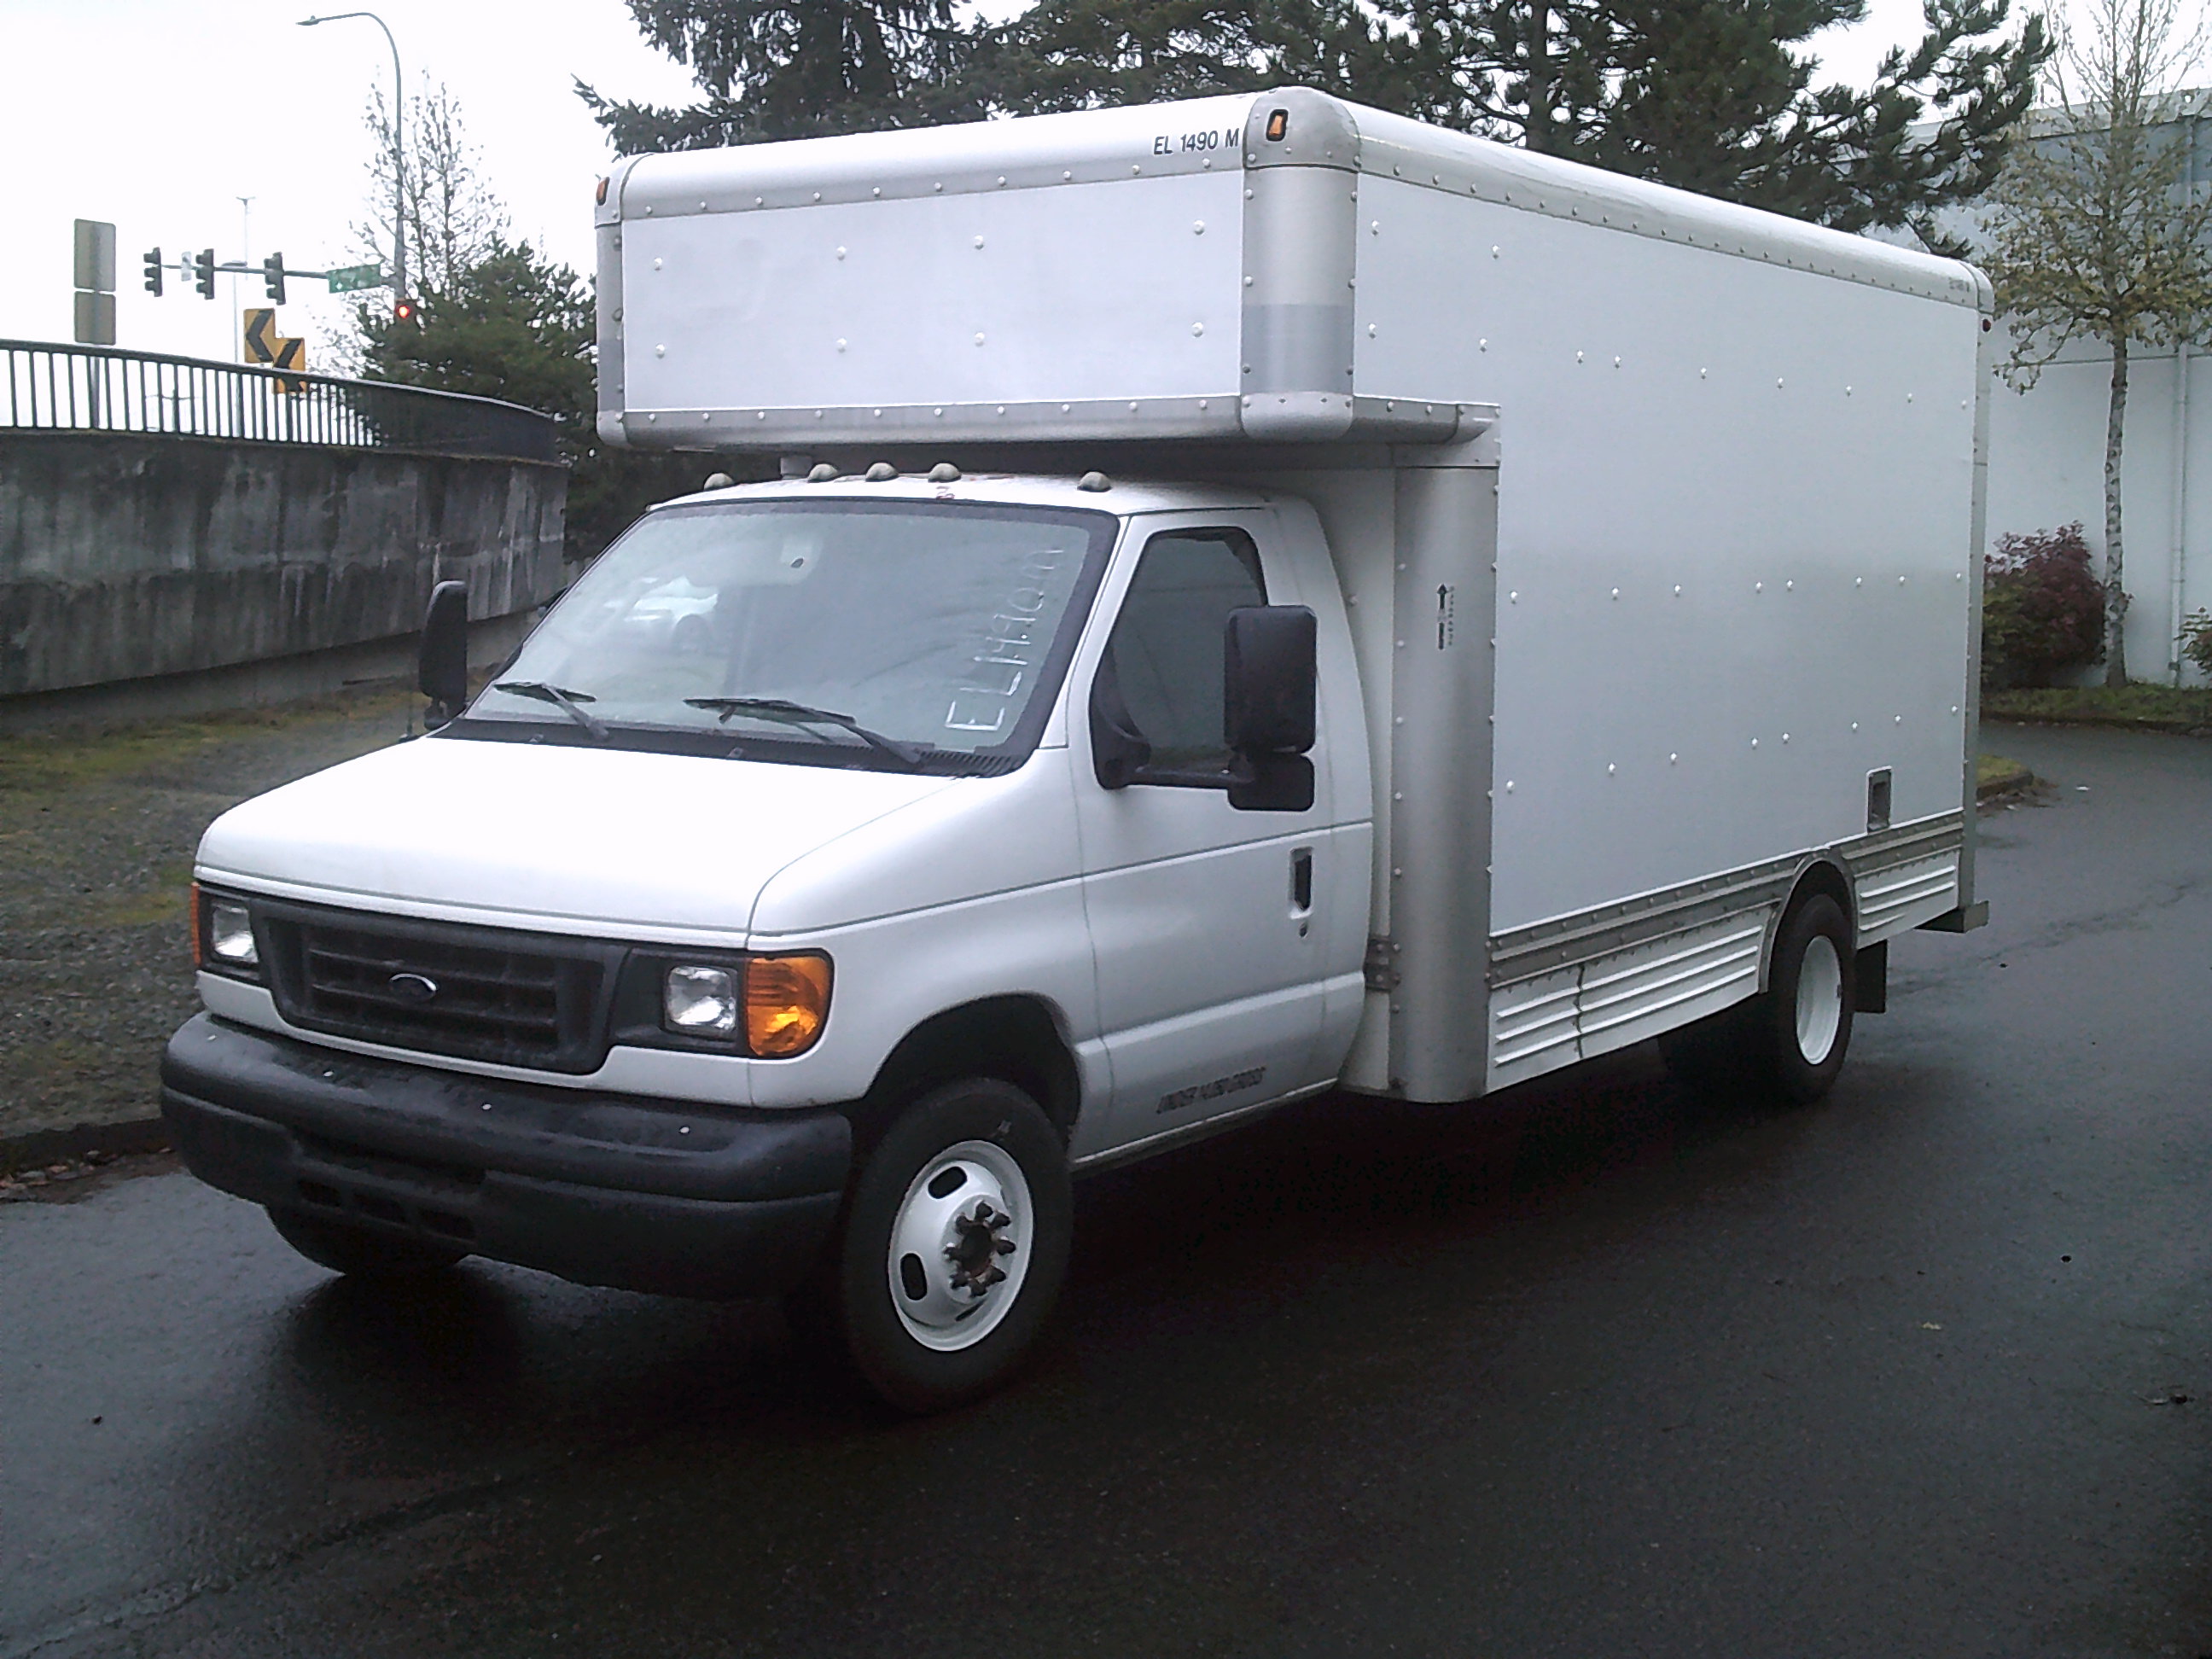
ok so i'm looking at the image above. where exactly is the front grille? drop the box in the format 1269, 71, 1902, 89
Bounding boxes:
260, 903, 623, 1073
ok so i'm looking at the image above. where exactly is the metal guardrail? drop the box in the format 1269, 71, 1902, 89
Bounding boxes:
1, 338, 562, 463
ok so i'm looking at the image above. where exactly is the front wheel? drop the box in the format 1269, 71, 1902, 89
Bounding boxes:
825, 1079, 1072, 1413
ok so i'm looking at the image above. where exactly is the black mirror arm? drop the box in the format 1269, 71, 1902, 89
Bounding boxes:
1101, 752, 1301, 805
1088, 649, 1154, 789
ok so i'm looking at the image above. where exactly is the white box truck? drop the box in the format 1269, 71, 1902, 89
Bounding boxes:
163, 89, 1988, 1410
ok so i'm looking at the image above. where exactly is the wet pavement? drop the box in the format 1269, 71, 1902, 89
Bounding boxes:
4, 722, 2209, 1658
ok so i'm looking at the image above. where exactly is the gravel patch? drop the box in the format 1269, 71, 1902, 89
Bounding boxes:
0, 689, 416, 1156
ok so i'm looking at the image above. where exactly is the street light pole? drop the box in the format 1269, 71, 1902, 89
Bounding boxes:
298, 11, 407, 309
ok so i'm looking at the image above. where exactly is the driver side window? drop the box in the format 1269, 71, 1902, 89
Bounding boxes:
1097, 528, 1266, 771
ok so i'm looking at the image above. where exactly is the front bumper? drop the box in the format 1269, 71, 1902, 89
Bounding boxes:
160, 1014, 850, 1299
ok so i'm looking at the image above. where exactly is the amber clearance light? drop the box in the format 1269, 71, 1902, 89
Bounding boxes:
746, 954, 832, 1057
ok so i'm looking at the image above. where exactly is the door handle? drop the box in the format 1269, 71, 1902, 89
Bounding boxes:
1290, 847, 1313, 914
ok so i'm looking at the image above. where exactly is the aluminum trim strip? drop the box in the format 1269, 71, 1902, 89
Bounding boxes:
1576, 963, 1757, 1043
611, 393, 1478, 453
1842, 814, 1965, 877
1488, 811, 1965, 989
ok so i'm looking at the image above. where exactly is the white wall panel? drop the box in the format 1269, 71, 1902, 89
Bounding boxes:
622, 172, 1247, 414
1350, 177, 1979, 931
1982, 334, 2211, 686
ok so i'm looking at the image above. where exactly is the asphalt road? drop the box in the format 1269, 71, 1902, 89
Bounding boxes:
5, 722, 2209, 1659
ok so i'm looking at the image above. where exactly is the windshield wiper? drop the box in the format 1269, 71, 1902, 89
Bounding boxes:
682, 696, 926, 767
492, 681, 608, 742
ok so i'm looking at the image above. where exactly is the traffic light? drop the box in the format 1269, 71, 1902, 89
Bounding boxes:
142, 247, 163, 297
193, 247, 216, 300
393, 295, 417, 323
262, 252, 286, 305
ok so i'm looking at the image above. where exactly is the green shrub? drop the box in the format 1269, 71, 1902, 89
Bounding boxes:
2182, 608, 2212, 680
1982, 524, 2104, 689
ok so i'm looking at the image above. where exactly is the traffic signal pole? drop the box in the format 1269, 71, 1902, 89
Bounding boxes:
141, 251, 361, 299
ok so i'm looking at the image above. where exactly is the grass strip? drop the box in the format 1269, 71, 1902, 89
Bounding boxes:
1982, 684, 2212, 733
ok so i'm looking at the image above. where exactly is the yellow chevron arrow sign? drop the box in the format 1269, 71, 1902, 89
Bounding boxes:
242, 309, 308, 393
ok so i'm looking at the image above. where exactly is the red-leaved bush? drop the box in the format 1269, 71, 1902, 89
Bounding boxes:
1982, 524, 2105, 689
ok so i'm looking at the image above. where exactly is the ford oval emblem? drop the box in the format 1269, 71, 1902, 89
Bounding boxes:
387, 972, 439, 1004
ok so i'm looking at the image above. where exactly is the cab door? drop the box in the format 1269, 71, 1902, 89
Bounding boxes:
1073, 512, 1341, 1152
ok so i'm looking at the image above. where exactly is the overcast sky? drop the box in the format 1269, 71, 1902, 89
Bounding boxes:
3, 0, 1936, 371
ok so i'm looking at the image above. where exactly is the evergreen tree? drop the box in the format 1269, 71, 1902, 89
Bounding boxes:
358, 241, 701, 562
966, 0, 1426, 114
1418, 0, 2050, 240
577, 0, 987, 151
592, 0, 2046, 239
358, 240, 593, 418
977, 0, 2047, 239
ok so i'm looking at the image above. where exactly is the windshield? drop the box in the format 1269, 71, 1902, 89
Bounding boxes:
451, 498, 1116, 771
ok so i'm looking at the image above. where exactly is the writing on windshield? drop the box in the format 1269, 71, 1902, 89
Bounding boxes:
465, 498, 1115, 770
946, 549, 1071, 736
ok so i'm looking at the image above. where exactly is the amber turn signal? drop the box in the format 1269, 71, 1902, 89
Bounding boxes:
744, 953, 832, 1057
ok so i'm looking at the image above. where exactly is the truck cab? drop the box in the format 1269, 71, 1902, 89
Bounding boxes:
166, 469, 1371, 1410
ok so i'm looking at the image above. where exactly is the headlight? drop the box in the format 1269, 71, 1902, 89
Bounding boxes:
657, 954, 831, 1055
193, 885, 259, 973
208, 900, 258, 964
632, 951, 835, 1057
664, 965, 739, 1035
743, 953, 832, 1057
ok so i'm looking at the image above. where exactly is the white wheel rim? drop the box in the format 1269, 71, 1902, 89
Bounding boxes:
886, 1139, 1033, 1353
1795, 934, 1844, 1065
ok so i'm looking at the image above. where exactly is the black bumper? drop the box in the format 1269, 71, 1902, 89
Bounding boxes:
160, 1013, 850, 1300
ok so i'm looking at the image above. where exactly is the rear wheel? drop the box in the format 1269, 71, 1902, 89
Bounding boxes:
1662, 892, 1855, 1103
822, 1079, 1072, 1413
265, 1207, 467, 1278
1759, 894, 1855, 1103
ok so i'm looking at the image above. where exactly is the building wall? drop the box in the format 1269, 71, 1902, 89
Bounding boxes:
0, 431, 567, 701
1984, 330, 2209, 685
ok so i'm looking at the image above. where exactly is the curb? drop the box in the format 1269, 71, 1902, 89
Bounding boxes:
0, 1117, 170, 1173
1976, 764, 2034, 799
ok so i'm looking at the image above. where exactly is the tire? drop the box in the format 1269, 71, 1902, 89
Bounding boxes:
1758, 893, 1855, 1103
266, 1207, 467, 1278
823, 1079, 1072, 1414
1662, 892, 1855, 1104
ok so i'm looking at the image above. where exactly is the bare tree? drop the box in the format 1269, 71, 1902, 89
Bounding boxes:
355, 78, 510, 302
1980, 0, 2212, 685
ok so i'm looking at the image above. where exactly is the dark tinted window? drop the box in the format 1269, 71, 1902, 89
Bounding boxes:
1103, 529, 1265, 770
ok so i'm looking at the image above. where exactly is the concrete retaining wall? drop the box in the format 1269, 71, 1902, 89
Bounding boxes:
0, 431, 567, 713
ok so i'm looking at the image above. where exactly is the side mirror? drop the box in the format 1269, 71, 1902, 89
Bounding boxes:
1225, 606, 1317, 754
418, 579, 469, 729
1224, 606, 1317, 812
